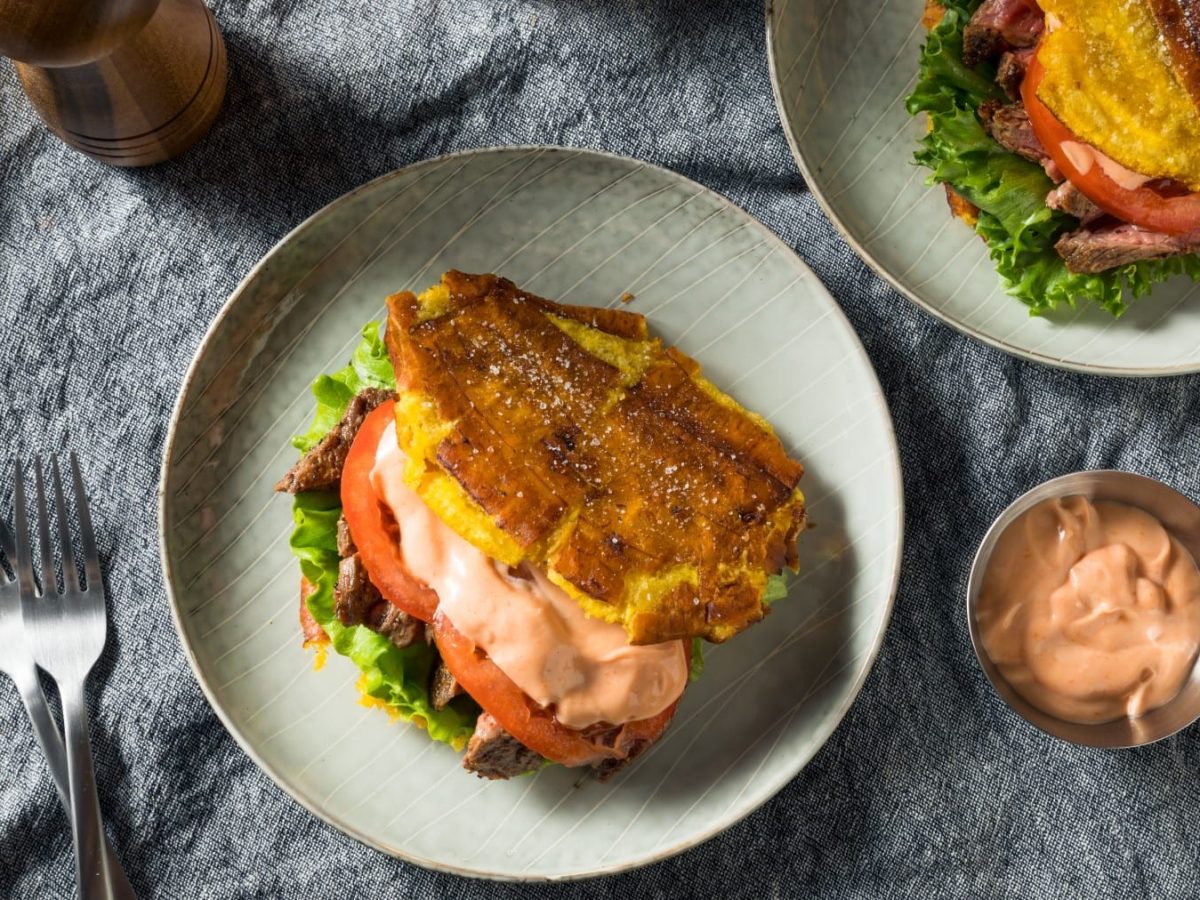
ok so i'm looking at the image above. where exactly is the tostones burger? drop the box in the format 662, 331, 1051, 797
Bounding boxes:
278, 271, 805, 780
909, 0, 1200, 315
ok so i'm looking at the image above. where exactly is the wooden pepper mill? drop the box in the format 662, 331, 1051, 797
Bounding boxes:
0, 0, 227, 166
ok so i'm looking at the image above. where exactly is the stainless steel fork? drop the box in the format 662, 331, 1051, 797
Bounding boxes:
16, 456, 132, 900
0, 519, 135, 899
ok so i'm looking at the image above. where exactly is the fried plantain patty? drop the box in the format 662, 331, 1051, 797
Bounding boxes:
385, 271, 806, 645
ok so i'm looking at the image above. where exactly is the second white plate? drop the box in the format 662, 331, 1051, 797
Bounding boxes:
768, 0, 1200, 376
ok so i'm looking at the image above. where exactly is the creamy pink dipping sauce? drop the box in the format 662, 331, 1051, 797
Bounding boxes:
370, 422, 687, 729
978, 496, 1200, 724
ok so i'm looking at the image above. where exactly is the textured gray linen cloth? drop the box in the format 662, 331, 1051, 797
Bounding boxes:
1, 0, 1198, 897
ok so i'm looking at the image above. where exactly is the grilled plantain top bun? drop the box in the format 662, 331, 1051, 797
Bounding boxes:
1035, 0, 1200, 190
1151, 0, 1200, 110
384, 271, 806, 646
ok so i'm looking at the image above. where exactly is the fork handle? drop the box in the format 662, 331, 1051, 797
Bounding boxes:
62, 687, 115, 900
13, 673, 136, 898
14, 670, 70, 806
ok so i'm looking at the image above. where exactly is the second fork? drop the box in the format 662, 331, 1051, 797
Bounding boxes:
16, 456, 124, 900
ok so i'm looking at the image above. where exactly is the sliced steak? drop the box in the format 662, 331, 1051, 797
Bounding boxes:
334, 553, 423, 648
978, 101, 1061, 181
368, 602, 425, 649
592, 739, 652, 782
275, 387, 392, 493
334, 553, 380, 626
1046, 182, 1105, 226
962, 0, 1043, 67
336, 514, 356, 558
582, 722, 657, 782
979, 101, 1044, 165
995, 48, 1033, 99
462, 712, 543, 780
1055, 224, 1200, 273
430, 659, 465, 710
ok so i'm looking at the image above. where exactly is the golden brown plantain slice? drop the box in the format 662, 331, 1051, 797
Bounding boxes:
385, 271, 806, 644
1036, 0, 1200, 191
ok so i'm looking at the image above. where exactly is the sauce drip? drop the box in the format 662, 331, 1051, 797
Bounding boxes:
978, 496, 1200, 724
1060, 141, 1153, 191
370, 422, 687, 729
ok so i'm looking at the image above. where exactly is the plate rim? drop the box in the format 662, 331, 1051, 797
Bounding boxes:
763, 0, 1199, 378
157, 143, 905, 881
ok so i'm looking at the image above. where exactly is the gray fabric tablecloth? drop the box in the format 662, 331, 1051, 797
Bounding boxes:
2, 1, 1199, 897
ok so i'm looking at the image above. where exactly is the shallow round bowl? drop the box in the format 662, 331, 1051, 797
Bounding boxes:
966, 470, 1200, 748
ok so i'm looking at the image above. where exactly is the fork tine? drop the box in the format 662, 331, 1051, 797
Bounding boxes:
70, 454, 101, 592
13, 462, 37, 597
50, 457, 79, 593
33, 462, 55, 596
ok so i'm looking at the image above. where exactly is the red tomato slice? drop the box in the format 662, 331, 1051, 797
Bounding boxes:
432, 612, 686, 768
1021, 59, 1200, 235
340, 399, 439, 622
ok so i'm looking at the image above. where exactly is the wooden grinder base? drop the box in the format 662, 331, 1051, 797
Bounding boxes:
11, 0, 227, 167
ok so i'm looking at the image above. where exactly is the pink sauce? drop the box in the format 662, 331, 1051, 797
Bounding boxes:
370, 422, 687, 729
978, 496, 1200, 724
1060, 141, 1154, 191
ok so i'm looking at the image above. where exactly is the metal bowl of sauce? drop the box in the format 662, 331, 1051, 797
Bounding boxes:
967, 470, 1200, 748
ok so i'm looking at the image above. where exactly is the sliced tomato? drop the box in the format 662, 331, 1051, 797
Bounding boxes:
340, 399, 439, 622
1022, 59, 1200, 235
432, 612, 686, 768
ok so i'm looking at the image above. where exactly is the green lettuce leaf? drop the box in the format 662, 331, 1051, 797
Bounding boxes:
763, 573, 789, 605
689, 637, 705, 681
286, 323, 475, 748
906, 1, 1200, 316
688, 573, 791, 681
292, 321, 394, 453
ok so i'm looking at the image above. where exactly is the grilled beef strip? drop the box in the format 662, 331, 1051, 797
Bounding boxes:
962, 0, 1043, 67
430, 659, 465, 710
1045, 182, 1106, 226
462, 712, 544, 780
592, 741, 652, 782
333, 553, 379, 624
995, 47, 1033, 99
275, 387, 392, 493
583, 722, 656, 782
336, 514, 356, 557
1055, 224, 1200, 274
334, 553, 425, 649
978, 101, 1048, 167
369, 601, 425, 649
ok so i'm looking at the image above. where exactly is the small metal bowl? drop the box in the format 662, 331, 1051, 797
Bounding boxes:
967, 470, 1200, 748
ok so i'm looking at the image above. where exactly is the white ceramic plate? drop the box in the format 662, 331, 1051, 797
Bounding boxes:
767, 0, 1200, 376
158, 146, 902, 880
